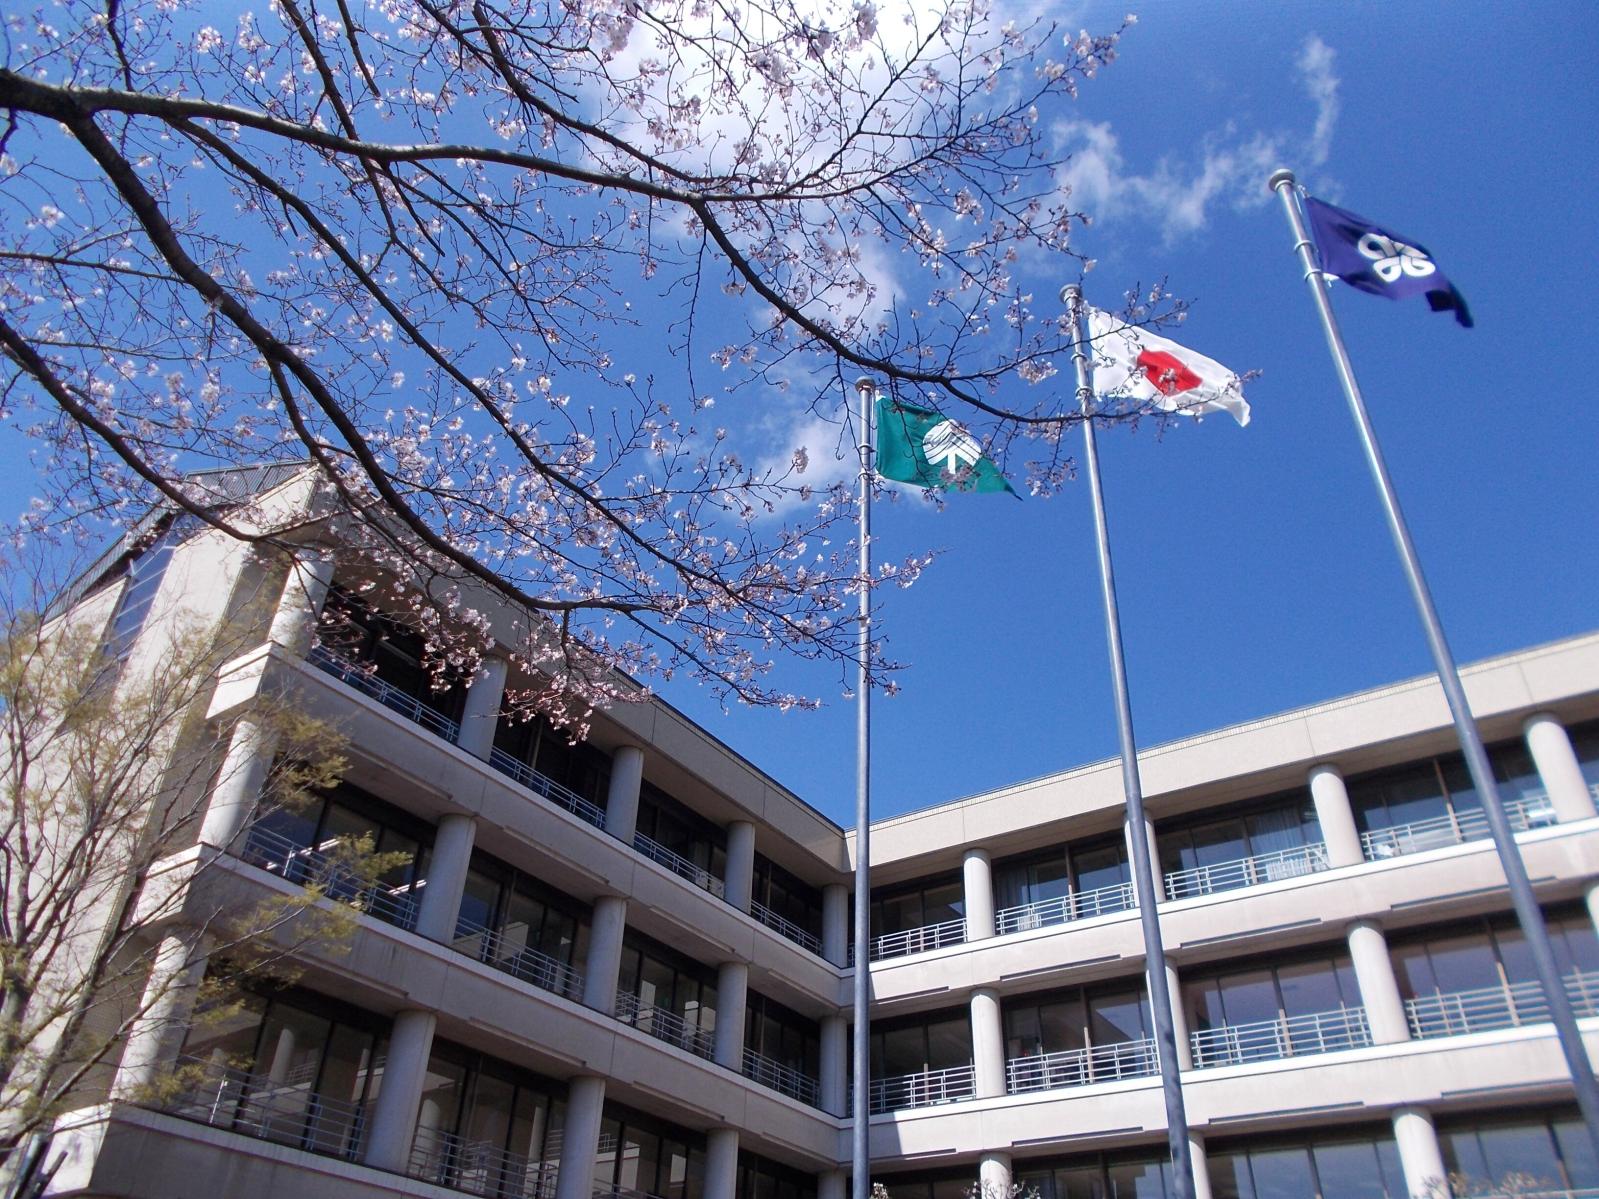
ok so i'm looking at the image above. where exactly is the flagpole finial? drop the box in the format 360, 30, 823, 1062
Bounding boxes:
1060, 284, 1081, 305
854, 375, 877, 398
1267, 167, 1296, 193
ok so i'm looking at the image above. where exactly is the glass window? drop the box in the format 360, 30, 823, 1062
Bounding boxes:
1207, 1127, 1402, 1199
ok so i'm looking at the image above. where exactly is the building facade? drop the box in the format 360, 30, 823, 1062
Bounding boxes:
24, 469, 1599, 1199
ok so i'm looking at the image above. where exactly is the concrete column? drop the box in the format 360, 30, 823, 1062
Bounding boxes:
267, 547, 334, 657
1164, 961, 1193, 1071
582, 895, 628, 1013
704, 1127, 739, 1199
820, 1014, 848, 1115
1393, 1106, 1449, 1199
970, 987, 1007, 1100
1525, 712, 1598, 822
714, 961, 749, 1071
819, 1170, 847, 1199
978, 1151, 1012, 1197
604, 745, 644, 843
1188, 1132, 1215, 1199
1309, 763, 1365, 868
1347, 920, 1410, 1045
1126, 817, 1163, 902
822, 883, 850, 967
111, 928, 211, 1100
455, 657, 508, 760
414, 813, 476, 943
554, 1075, 607, 1199
963, 848, 995, 942
724, 821, 756, 913
198, 714, 277, 853
363, 1008, 437, 1172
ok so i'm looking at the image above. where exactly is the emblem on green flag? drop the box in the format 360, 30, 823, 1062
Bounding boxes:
874, 397, 1018, 496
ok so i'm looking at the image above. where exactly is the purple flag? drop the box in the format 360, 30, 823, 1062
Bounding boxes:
1303, 195, 1473, 328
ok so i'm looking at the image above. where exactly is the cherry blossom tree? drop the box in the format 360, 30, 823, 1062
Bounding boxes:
0, 0, 1133, 716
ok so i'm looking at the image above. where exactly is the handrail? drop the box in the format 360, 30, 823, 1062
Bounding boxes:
1163, 841, 1329, 901
632, 831, 726, 898
488, 747, 607, 829
741, 1046, 821, 1106
996, 881, 1136, 935
450, 915, 585, 1002
408, 1123, 559, 1199
1406, 968, 1599, 1040
1189, 1005, 1371, 1068
238, 823, 420, 931
309, 643, 461, 742
1361, 792, 1573, 861
858, 917, 967, 963
612, 990, 717, 1061
867, 1063, 976, 1113
749, 899, 824, 955
1005, 1036, 1159, 1093
161, 1054, 367, 1160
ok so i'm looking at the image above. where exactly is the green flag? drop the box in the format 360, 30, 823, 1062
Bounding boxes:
874, 396, 1018, 496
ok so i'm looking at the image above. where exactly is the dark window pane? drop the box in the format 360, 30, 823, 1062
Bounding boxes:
1243, 1146, 1313, 1199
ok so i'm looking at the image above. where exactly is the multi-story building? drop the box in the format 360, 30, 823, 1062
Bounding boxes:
21, 466, 1599, 1199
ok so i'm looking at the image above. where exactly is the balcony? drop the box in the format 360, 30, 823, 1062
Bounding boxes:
868, 1063, 976, 1113
1406, 969, 1599, 1040
488, 747, 608, 829
237, 823, 420, 931
632, 831, 725, 899
1005, 1037, 1158, 1094
750, 899, 824, 955
1359, 791, 1581, 861
1188, 1005, 1371, 1069
1163, 842, 1330, 901
449, 915, 586, 1003
160, 1054, 366, 1161
612, 991, 717, 1061
407, 1124, 558, 1199
995, 880, 1136, 935
741, 1047, 821, 1106
309, 643, 461, 743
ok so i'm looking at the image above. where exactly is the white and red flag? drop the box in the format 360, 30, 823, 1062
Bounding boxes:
1086, 308, 1250, 426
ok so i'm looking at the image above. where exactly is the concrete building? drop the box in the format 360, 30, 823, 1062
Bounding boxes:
22, 466, 1599, 1199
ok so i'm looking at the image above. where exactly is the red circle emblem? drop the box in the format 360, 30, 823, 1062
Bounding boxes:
1136, 349, 1202, 396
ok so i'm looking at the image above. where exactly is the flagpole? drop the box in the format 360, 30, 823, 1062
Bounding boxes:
1062, 285, 1197, 1199
851, 375, 875, 1199
1268, 167, 1599, 1152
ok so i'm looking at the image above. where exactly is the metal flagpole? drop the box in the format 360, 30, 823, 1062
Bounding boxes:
852, 375, 876, 1199
1268, 167, 1599, 1153
1062, 285, 1197, 1199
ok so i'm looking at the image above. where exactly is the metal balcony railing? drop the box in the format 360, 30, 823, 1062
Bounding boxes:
1005, 1036, 1159, 1094
631, 831, 725, 899
1360, 792, 1576, 861
749, 899, 824, 955
1163, 841, 1330, 901
450, 915, 585, 1003
408, 1124, 559, 1199
238, 823, 420, 931
161, 1054, 367, 1160
1189, 1004, 1371, 1068
868, 1063, 976, 1113
855, 917, 967, 964
741, 1047, 821, 1106
1406, 969, 1599, 1040
612, 991, 717, 1061
995, 881, 1136, 935
309, 644, 461, 742
488, 747, 607, 829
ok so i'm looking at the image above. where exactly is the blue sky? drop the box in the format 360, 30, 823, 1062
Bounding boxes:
4, 0, 1595, 832
663, 0, 1599, 826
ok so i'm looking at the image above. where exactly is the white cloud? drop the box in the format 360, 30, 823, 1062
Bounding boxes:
1054, 34, 1341, 243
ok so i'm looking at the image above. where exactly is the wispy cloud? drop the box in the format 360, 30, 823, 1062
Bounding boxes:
1054, 34, 1341, 243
